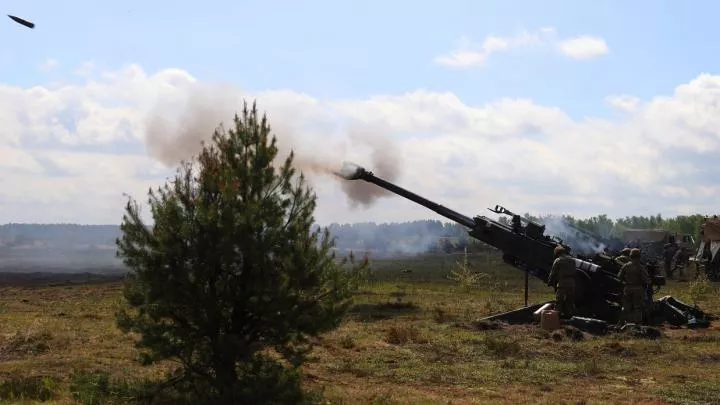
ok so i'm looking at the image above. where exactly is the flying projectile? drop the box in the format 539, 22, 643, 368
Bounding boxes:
7, 15, 34, 29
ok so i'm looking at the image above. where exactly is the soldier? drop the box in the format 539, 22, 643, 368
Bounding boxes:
617, 248, 651, 324
547, 245, 576, 319
614, 248, 632, 266
663, 236, 679, 278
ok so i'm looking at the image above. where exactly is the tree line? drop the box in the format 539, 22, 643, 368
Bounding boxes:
1, 213, 711, 254
516, 213, 708, 241
0, 224, 120, 247
324, 212, 710, 254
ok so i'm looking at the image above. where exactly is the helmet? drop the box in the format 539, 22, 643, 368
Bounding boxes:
630, 248, 641, 259
621, 248, 631, 255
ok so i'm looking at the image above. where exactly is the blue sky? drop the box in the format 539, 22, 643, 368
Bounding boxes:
2, 0, 720, 225
5, 0, 720, 116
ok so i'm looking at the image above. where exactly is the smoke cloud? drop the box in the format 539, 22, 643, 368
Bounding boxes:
338, 127, 400, 208
142, 83, 401, 208
540, 216, 608, 256
144, 84, 237, 166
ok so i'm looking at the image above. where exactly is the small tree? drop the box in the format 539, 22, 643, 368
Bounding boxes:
688, 271, 711, 307
115, 101, 367, 404
447, 247, 487, 290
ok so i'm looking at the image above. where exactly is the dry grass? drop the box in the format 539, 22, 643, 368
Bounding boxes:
0, 283, 172, 404
0, 256, 717, 404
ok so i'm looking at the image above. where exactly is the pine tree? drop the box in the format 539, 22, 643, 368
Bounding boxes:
115, 101, 367, 404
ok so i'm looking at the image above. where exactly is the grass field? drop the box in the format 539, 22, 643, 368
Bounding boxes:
0, 252, 718, 404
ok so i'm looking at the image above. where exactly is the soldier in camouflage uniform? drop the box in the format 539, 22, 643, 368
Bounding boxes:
614, 248, 632, 266
548, 245, 577, 319
663, 236, 679, 278
617, 248, 651, 324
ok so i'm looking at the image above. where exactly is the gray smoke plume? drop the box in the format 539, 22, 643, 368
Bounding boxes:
144, 84, 237, 166
142, 84, 400, 208
540, 216, 607, 256
338, 127, 400, 207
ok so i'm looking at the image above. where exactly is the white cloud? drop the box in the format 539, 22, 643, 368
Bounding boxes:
74, 61, 96, 77
605, 94, 641, 112
1, 63, 720, 226
435, 28, 609, 68
40, 58, 58, 72
557, 36, 610, 60
434, 50, 488, 69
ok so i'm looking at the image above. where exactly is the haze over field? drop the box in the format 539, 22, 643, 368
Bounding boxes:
0, 211, 702, 273
2, 1, 720, 228
0, 221, 472, 272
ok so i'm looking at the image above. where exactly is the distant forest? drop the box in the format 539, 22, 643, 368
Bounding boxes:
324, 213, 709, 254
0, 213, 709, 257
0, 224, 120, 248
525, 213, 708, 240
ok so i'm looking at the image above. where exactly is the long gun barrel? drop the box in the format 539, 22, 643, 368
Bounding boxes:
337, 163, 568, 275
350, 166, 476, 229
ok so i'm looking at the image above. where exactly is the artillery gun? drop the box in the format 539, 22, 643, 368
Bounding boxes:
336, 162, 712, 328
621, 229, 695, 269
